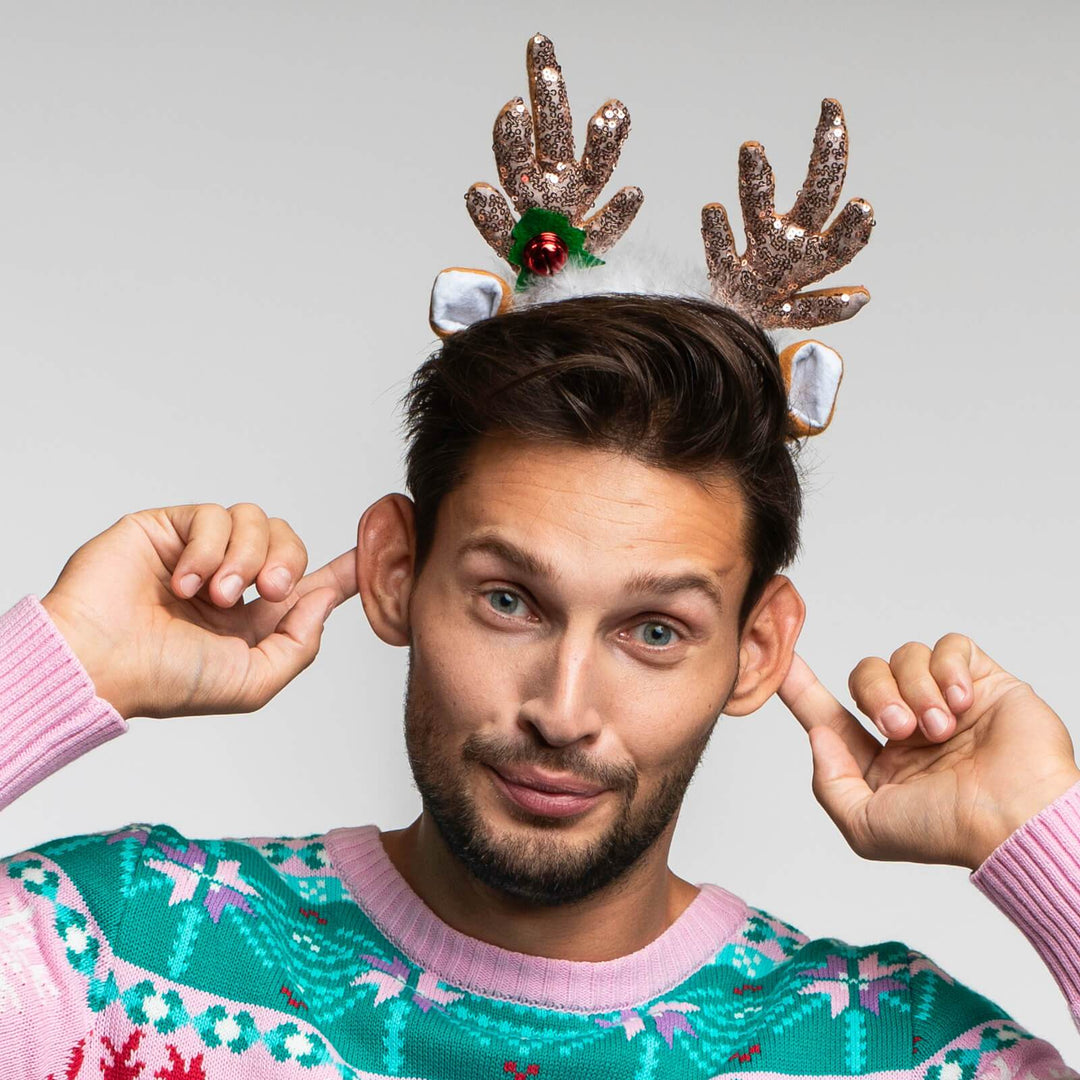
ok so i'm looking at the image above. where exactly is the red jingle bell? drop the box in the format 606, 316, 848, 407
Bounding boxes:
521, 231, 570, 276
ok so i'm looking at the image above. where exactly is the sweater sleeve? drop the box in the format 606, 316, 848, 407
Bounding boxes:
0, 595, 131, 1067
967, 775, 1080, 1031
899, 782, 1080, 1078
0, 594, 127, 813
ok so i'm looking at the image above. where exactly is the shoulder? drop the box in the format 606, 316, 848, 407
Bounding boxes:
715, 904, 1038, 1071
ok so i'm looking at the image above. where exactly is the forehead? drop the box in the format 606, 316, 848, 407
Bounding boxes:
436, 435, 748, 574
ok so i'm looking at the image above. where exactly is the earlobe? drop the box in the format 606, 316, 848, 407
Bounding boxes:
722, 575, 806, 717
356, 494, 417, 647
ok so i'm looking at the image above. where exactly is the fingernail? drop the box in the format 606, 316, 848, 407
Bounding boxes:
880, 705, 909, 737
179, 573, 202, 598
268, 567, 292, 593
923, 707, 949, 738
219, 574, 243, 603
945, 685, 966, 711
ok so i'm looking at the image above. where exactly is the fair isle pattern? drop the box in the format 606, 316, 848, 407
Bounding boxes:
1, 821, 1074, 1080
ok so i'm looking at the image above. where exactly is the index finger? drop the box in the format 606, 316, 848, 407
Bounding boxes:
293, 547, 359, 611
778, 653, 881, 774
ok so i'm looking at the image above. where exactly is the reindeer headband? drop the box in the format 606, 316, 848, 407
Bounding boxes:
429, 33, 875, 439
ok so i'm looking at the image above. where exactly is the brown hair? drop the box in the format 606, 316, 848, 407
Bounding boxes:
402, 293, 803, 629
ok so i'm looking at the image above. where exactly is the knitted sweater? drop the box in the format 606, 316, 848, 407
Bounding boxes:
1, 595, 1078, 1080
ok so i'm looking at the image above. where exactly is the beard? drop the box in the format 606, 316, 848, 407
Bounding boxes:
402, 649, 731, 907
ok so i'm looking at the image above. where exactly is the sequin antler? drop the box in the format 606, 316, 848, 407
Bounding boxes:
701, 99, 874, 330
466, 32, 643, 280
429, 32, 643, 337
700, 100, 875, 438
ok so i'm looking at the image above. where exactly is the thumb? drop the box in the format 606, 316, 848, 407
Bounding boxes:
806, 724, 873, 851
243, 586, 340, 708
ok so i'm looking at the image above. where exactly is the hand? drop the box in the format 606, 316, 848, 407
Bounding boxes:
778, 633, 1080, 870
39, 503, 357, 720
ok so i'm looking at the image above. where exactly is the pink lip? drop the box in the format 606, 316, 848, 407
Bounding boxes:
488, 766, 608, 819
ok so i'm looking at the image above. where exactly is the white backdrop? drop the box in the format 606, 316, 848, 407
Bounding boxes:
1, 0, 1078, 1056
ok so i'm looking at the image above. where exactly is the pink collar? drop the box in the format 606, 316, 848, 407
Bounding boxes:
323, 824, 749, 1013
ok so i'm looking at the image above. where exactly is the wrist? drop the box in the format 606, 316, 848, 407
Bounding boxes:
967, 767, 1080, 870
39, 592, 133, 720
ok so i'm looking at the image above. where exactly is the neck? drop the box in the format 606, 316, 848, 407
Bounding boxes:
379, 812, 699, 962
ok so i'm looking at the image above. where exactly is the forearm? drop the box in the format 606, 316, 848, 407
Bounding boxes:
0, 594, 127, 811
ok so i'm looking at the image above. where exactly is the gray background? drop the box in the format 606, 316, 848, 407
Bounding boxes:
2, 0, 1078, 1056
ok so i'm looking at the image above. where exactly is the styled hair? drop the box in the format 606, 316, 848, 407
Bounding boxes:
402, 293, 803, 629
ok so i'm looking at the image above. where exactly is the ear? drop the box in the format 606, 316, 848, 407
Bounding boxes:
356, 493, 417, 647
429, 267, 514, 338
778, 340, 844, 437
722, 575, 806, 716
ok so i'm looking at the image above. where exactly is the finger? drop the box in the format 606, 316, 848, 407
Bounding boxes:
581, 186, 643, 255
493, 98, 542, 215
778, 653, 881, 774
848, 655, 918, 740
168, 504, 232, 600
465, 183, 516, 260
758, 286, 870, 329
579, 98, 631, 211
820, 197, 875, 278
205, 503, 270, 608
292, 547, 359, 611
738, 142, 777, 243
928, 632, 979, 716
806, 723, 875, 853
254, 517, 309, 603
890, 640, 954, 741
236, 586, 340, 712
527, 33, 574, 168
788, 98, 848, 232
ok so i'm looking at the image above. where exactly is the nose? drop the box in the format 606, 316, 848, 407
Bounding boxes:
517, 628, 603, 748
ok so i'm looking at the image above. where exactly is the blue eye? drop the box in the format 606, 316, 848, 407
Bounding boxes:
486, 590, 527, 617
636, 622, 677, 648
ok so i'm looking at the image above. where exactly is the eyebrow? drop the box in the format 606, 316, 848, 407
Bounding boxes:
456, 533, 725, 613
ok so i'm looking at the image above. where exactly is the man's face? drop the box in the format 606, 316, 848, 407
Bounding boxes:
402, 435, 754, 905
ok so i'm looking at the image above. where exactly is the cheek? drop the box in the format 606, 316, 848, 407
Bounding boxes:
410, 595, 523, 734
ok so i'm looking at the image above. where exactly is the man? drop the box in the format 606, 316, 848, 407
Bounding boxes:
1, 294, 1078, 1077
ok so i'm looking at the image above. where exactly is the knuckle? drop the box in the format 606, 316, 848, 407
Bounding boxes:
934, 631, 968, 652
228, 501, 266, 519
889, 640, 923, 665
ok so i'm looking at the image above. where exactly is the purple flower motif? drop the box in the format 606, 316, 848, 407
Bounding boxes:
647, 1001, 700, 1049
595, 1002, 698, 1049
797, 951, 906, 1018
353, 955, 462, 1013
595, 1009, 645, 1040
145, 841, 259, 924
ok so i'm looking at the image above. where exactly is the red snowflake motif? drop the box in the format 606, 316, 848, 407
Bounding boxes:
46, 1034, 86, 1080
154, 1046, 206, 1080
100, 1030, 146, 1080
299, 906, 327, 925
727, 1042, 761, 1065
280, 983, 308, 1009
503, 1062, 540, 1080
732, 983, 763, 995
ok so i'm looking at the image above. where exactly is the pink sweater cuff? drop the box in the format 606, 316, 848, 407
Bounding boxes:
0, 594, 127, 811
970, 775, 1080, 1015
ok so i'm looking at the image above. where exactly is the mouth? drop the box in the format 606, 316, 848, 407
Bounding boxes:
486, 765, 609, 820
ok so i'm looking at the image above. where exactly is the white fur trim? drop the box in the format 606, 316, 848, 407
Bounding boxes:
786, 341, 843, 429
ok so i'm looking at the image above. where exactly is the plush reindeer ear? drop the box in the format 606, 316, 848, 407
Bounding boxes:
429, 268, 514, 338
778, 339, 844, 437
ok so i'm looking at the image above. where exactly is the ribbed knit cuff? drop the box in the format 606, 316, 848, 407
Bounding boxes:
0, 594, 127, 811
969, 776, 1080, 1017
